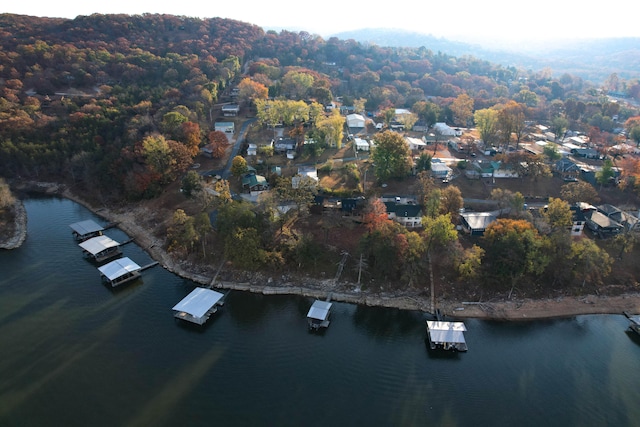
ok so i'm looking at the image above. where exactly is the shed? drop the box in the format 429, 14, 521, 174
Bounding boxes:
406, 137, 426, 150
172, 287, 225, 325
307, 300, 332, 330
98, 257, 141, 287
431, 162, 452, 179
214, 121, 235, 134
346, 113, 365, 129
70, 220, 104, 242
79, 235, 121, 263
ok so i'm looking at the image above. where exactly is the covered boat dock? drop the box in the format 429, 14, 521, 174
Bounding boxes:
307, 300, 332, 330
98, 257, 141, 287
79, 235, 122, 263
172, 287, 225, 325
70, 220, 104, 242
426, 320, 468, 352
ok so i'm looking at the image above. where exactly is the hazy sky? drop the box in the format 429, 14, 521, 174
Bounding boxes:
4, 0, 639, 46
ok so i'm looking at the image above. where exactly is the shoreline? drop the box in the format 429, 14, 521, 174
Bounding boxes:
15, 181, 640, 321
0, 199, 27, 250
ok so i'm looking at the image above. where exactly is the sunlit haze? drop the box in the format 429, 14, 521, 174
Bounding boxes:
3, 0, 639, 48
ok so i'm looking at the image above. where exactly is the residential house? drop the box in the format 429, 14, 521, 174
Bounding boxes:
554, 158, 580, 180
292, 166, 318, 189
214, 121, 235, 134
200, 143, 215, 158
597, 204, 640, 232
572, 148, 599, 159
460, 212, 498, 235
433, 122, 458, 137
430, 160, 452, 179
242, 172, 269, 196
584, 208, 623, 237
384, 201, 422, 228
355, 137, 370, 151
274, 137, 297, 154
346, 113, 366, 130
413, 121, 429, 132
247, 143, 258, 156
222, 104, 240, 117
405, 136, 426, 151
569, 205, 587, 236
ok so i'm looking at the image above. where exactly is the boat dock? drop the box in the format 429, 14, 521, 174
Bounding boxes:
426, 320, 468, 352
307, 299, 333, 330
78, 235, 122, 263
172, 287, 226, 325
70, 220, 105, 242
98, 257, 142, 288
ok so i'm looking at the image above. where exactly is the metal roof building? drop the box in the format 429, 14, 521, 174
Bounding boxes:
172, 287, 225, 325
70, 220, 104, 241
426, 320, 468, 352
98, 257, 141, 287
79, 235, 121, 262
307, 300, 332, 330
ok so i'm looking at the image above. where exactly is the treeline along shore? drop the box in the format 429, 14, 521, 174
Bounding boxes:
5, 180, 639, 321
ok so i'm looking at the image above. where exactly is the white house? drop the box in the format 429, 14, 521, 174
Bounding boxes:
215, 121, 235, 134
433, 122, 458, 136
354, 137, 370, 151
247, 143, 258, 156
346, 113, 366, 129
405, 136, 426, 151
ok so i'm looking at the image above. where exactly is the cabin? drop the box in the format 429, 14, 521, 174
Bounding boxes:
78, 235, 122, 263
172, 287, 225, 325
307, 300, 332, 330
70, 220, 104, 242
426, 320, 468, 352
354, 137, 370, 151
98, 257, 141, 288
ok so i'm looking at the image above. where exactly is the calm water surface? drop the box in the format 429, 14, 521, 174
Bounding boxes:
1, 196, 639, 427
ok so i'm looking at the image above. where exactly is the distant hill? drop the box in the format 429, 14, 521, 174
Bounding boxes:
332, 28, 640, 83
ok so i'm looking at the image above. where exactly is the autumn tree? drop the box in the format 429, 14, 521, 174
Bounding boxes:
167, 209, 197, 254
281, 70, 314, 99
181, 170, 202, 198
371, 131, 412, 182
596, 159, 615, 188
551, 116, 569, 141
560, 181, 600, 205
207, 130, 230, 159
362, 198, 391, 232
450, 93, 474, 126
570, 239, 612, 288
456, 244, 485, 280
231, 155, 248, 178
194, 212, 212, 257
483, 218, 550, 297
474, 108, 499, 146
412, 101, 440, 128
237, 77, 268, 106
541, 197, 573, 233
180, 121, 201, 156
316, 110, 345, 148
439, 185, 463, 219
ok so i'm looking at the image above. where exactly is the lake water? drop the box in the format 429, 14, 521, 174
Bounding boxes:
1, 196, 640, 427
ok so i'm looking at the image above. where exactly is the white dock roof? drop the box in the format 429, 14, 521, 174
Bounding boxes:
79, 235, 120, 255
98, 257, 141, 281
426, 320, 467, 344
307, 300, 332, 321
172, 288, 225, 318
70, 220, 104, 235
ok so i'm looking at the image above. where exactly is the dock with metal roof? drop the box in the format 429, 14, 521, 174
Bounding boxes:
307, 300, 332, 330
78, 235, 122, 263
98, 257, 142, 288
426, 320, 468, 352
172, 287, 225, 325
70, 220, 104, 242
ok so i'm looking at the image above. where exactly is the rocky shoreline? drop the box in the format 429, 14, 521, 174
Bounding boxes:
0, 199, 27, 250
11, 181, 640, 320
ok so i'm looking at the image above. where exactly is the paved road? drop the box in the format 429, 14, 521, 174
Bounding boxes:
202, 118, 257, 180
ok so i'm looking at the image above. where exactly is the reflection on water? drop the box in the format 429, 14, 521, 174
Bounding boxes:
1, 196, 640, 426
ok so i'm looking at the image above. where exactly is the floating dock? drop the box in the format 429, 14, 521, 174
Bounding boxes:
307, 300, 332, 330
70, 220, 104, 242
426, 320, 468, 352
98, 257, 142, 288
78, 235, 122, 263
172, 287, 225, 325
